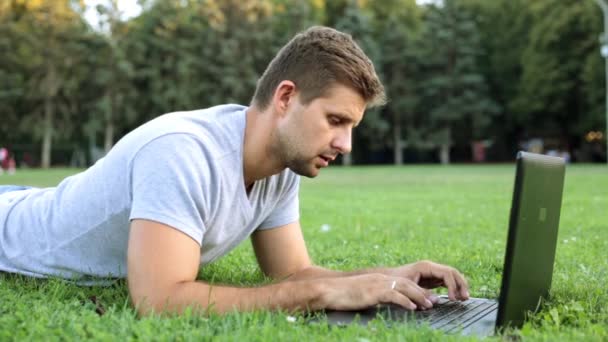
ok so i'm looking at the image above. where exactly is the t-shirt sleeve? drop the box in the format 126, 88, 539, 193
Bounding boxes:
257, 171, 300, 230
129, 134, 209, 245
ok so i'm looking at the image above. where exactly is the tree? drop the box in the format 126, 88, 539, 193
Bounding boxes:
417, 0, 499, 164
0, 2, 27, 144
0, 1, 89, 168
123, 0, 282, 122
459, 0, 533, 159
334, 0, 384, 165
91, 0, 137, 153
512, 0, 603, 158
368, 0, 423, 164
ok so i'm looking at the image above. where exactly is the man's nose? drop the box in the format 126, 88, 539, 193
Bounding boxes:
332, 128, 352, 155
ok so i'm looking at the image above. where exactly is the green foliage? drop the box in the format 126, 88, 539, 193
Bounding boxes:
0, 1, 91, 167
417, 0, 499, 155
458, 0, 533, 156
1, 165, 607, 340
0, 0, 606, 165
369, 1, 422, 159
513, 0, 603, 141
334, 1, 389, 161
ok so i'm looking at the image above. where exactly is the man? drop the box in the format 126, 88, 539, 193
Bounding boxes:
0, 26, 469, 316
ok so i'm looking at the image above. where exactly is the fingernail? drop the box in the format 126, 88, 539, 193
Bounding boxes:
409, 303, 417, 310
465, 291, 470, 298
425, 299, 433, 308
428, 294, 439, 303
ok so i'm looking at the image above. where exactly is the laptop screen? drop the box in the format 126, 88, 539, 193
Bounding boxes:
496, 152, 566, 329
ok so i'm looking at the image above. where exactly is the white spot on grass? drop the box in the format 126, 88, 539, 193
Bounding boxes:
320, 224, 331, 232
374, 245, 379, 249
286, 315, 296, 323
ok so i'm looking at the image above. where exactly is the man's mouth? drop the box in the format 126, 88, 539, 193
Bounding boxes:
318, 155, 336, 167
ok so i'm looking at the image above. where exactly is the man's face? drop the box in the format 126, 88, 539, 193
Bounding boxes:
274, 84, 366, 177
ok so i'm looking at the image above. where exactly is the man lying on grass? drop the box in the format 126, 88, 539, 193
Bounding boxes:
0, 26, 469, 316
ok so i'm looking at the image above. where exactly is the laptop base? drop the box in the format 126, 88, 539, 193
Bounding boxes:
322, 296, 497, 337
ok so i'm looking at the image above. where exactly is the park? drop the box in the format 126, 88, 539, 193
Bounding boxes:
1, 0, 607, 340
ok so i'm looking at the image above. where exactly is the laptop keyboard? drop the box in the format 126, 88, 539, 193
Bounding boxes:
321, 297, 498, 333
414, 298, 498, 332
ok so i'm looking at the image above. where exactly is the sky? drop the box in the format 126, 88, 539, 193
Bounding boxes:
83, 0, 142, 30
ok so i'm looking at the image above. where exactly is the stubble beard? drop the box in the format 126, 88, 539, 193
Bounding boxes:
274, 129, 318, 178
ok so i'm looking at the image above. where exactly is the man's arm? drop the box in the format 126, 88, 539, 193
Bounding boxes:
252, 222, 469, 301
127, 219, 429, 316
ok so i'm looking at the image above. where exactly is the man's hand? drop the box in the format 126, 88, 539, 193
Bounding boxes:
128, 220, 469, 315
386, 260, 470, 301
251, 223, 469, 309
318, 273, 435, 311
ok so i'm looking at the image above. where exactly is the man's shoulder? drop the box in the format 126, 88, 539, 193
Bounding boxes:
116, 104, 247, 160
153, 104, 247, 134
161, 105, 245, 145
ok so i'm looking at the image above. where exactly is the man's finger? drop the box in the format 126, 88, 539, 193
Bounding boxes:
410, 260, 470, 302
451, 269, 470, 300
428, 262, 469, 301
393, 280, 433, 309
387, 291, 417, 310
434, 267, 458, 301
423, 289, 439, 304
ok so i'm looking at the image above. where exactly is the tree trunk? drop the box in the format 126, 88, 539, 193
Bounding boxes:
342, 153, 352, 166
104, 93, 114, 153
439, 127, 452, 165
393, 121, 403, 165
439, 144, 450, 165
41, 97, 54, 169
104, 121, 114, 153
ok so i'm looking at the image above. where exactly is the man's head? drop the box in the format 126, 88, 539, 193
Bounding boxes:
251, 26, 386, 178
251, 26, 386, 110
270, 83, 366, 177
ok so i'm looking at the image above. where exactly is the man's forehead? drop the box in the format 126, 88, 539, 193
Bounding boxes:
327, 102, 366, 125
321, 87, 366, 116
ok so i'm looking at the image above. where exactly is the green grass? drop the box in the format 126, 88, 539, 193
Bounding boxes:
1, 165, 607, 341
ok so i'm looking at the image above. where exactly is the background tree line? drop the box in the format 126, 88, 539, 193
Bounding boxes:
0, 0, 605, 168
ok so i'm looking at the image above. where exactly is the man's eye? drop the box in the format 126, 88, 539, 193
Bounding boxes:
329, 117, 341, 125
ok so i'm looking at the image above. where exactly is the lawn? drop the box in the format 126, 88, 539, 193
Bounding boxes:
0, 164, 607, 341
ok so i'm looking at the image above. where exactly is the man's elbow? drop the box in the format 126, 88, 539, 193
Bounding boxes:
128, 281, 176, 317
129, 288, 167, 317
128, 281, 207, 317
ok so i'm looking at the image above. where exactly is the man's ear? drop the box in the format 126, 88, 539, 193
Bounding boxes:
272, 80, 297, 116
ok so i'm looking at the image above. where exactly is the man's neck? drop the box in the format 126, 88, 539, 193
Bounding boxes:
242, 106, 285, 187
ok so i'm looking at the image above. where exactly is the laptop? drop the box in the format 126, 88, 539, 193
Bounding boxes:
321, 151, 566, 336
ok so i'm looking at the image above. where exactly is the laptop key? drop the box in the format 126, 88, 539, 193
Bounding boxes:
428, 301, 486, 328
417, 301, 470, 321
440, 301, 498, 332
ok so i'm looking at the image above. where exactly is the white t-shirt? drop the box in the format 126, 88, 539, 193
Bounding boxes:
0, 105, 300, 281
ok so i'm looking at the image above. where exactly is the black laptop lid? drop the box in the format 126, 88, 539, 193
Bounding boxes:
496, 152, 566, 329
